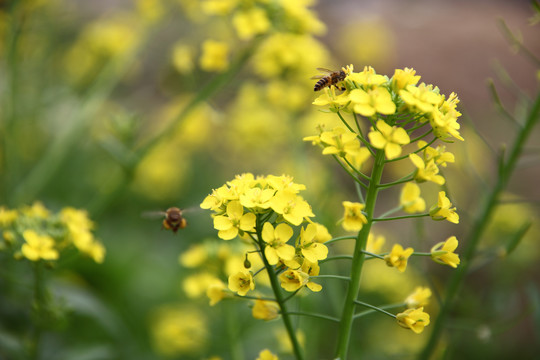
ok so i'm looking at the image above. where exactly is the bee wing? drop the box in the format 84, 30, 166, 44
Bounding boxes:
310, 74, 325, 80
316, 67, 335, 73
141, 211, 166, 219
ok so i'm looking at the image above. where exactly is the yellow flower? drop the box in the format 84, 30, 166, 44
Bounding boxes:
400, 83, 443, 115
0, 207, 18, 226
342, 201, 367, 232
228, 270, 255, 296
252, 299, 280, 320
21, 230, 59, 261
232, 7, 271, 40
319, 127, 362, 158
22, 202, 50, 218
384, 244, 414, 272
391, 67, 421, 91
207, 281, 228, 306
419, 140, 455, 167
430, 191, 459, 224
266, 174, 306, 193
347, 66, 388, 88
368, 120, 410, 160
201, 0, 238, 16
183, 272, 221, 298
239, 187, 274, 210
262, 223, 295, 265
199, 39, 229, 72
299, 223, 328, 263
269, 190, 314, 226
366, 233, 385, 253
405, 287, 432, 308
150, 305, 207, 356
431, 107, 464, 141
312, 86, 350, 109
171, 43, 194, 74
400, 182, 426, 213
349, 87, 396, 117
431, 236, 461, 268
256, 349, 279, 360
213, 201, 256, 240
311, 222, 332, 243
409, 153, 445, 185
279, 269, 308, 292
396, 307, 430, 334
179, 244, 208, 268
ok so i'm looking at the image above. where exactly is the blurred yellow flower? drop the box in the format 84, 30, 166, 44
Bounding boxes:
400, 182, 426, 213
0, 207, 18, 226
233, 8, 271, 40
21, 230, 59, 261
252, 299, 280, 320
183, 272, 221, 298
405, 286, 432, 308
150, 305, 207, 356
342, 201, 367, 232
171, 43, 194, 74
384, 244, 414, 272
366, 233, 385, 253
200, 39, 229, 72
22, 201, 50, 218
256, 349, 279, 360
207, 281, 228, 306
396, 307, 430, 334
179, 244, 208, 268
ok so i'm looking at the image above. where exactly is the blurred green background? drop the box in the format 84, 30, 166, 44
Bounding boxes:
0, 0, 539, 359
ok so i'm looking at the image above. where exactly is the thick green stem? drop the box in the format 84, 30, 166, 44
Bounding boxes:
418, 91, 540, 359
29, 261, 45, 360
334, 149, 386, 359
255, 215, 304, 360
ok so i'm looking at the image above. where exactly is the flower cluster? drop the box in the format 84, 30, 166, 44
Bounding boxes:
0, 202, 105, 263
201, 173, 330, 297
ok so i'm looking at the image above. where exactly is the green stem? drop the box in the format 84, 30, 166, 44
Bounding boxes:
373, 213, 429, 222
310, 275, 350, 282
30, 261, 45, 360
334, 149, 386, 360
418, 90, 540, 359
354, 302, 406, 319
255, 215, 304, 360
324, 236, 357, 246
353, 300, 397, 318
284, 311, 340, 323
332, 155, 368, 190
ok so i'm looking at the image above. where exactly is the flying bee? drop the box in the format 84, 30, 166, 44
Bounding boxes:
312, 67, 347, 92
143, 207, 189, 233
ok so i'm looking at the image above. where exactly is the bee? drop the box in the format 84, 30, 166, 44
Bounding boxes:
143, 207, 188, 233
312, 67, 347, 92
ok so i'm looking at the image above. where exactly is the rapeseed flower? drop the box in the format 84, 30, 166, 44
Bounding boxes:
396, 307, 430, 334
368, 120, 410, 160
299, 223, 329, 263
384, 244, 414, 272
431, 236, 461, 268
430, 191, 459, 224
228, 270, 255, 296
270, 190, 314, 226
262, 223, 295, 265
349, 87, 396, 117
213, 201, 256, 240
409, 153, 445, 185
232, 8, 271, 40
21, 230, 59, 261
391, 67, 421, 91
319, 127, 362, 158
399, 83, 442, 115
256, 349, 279, 360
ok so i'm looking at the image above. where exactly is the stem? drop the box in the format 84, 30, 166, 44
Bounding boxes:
353, 300, 397, 318
255, 215, 304, 360
419, 90, 540, 359
30, 261, 45, 360
372, 213, 429, 222
334, 149, 386, 359
354, 302, 406, 319
324, 236, 357, 246
284, 311, 340, 323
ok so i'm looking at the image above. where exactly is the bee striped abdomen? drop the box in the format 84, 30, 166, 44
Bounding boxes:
313, 69, 347, 92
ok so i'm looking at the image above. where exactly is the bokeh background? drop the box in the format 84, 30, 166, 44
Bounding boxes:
1, 0, 539, 359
